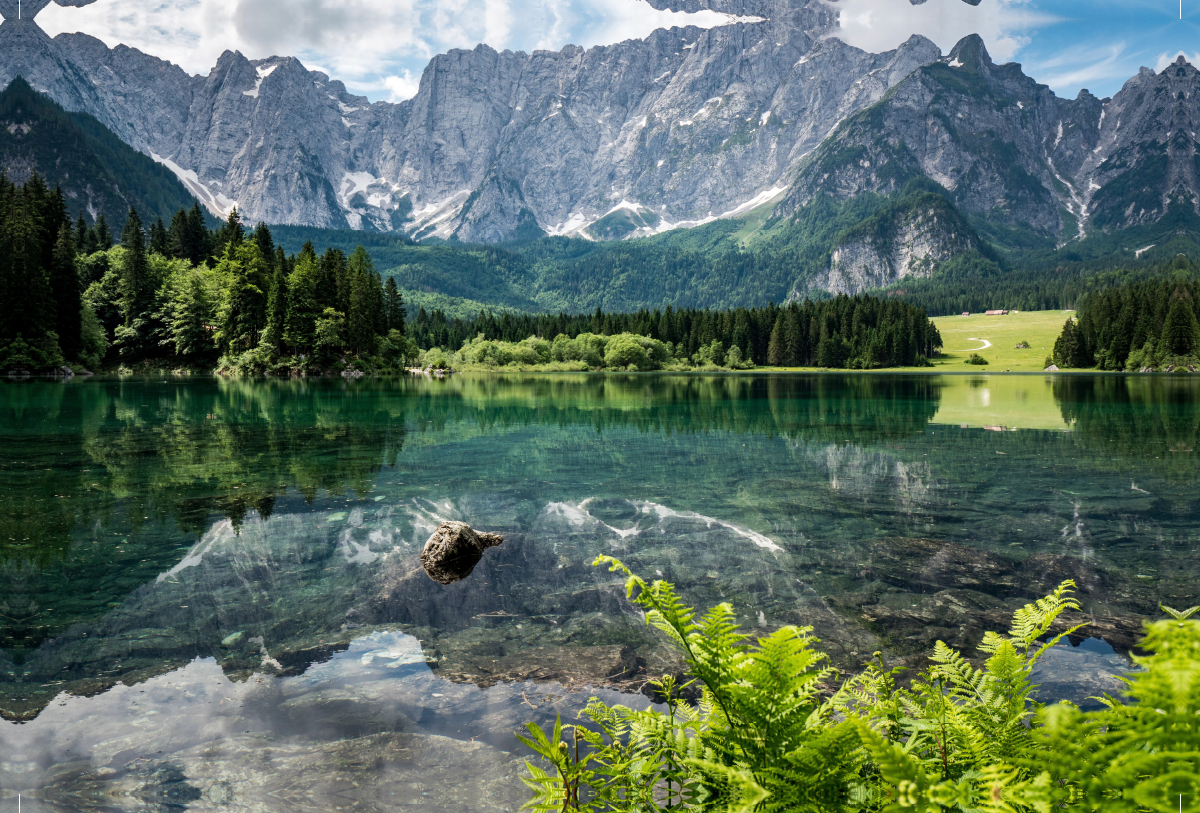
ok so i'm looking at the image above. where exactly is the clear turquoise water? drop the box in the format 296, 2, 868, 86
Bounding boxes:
1, 373, 1196, 810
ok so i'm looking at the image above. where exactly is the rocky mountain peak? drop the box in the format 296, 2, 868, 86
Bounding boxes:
947, 34, 993, 74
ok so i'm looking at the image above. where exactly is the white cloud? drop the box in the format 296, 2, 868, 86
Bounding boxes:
830, 0, 1060, 62
1155, 50, 1200, 71
1031, 41, 1126, 92
384, 71, 421, 101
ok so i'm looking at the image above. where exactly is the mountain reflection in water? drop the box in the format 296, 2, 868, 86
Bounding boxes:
1, 373, 1198, 811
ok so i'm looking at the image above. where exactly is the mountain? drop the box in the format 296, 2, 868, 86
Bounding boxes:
4, 1, 1200, 309
0, 0, 944, 241
0, 76, 199, 227
775, 35, 1200, 295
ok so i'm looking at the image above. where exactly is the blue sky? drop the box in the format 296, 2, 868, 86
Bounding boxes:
29, 0, 1200, 102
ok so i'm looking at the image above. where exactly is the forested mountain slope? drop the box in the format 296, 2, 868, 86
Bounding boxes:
0, 78, 198, 229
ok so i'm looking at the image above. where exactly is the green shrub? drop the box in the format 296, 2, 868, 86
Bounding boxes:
520, 559, 1200, 812
966, 353, 989, 365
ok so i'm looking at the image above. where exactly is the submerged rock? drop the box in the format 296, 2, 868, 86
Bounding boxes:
437, 644, 638, 689
421, 521, 504, 585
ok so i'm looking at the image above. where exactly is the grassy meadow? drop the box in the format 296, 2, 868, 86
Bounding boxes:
928, 309, 1073, 372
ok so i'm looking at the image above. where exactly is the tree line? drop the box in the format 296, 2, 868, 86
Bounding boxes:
0, 174, 414, 374
1053, 257, 1200, 371
410, 295, 941, 369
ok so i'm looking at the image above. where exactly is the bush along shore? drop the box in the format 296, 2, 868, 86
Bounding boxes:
2, 174, 941, 377
519, 558, 1200, 812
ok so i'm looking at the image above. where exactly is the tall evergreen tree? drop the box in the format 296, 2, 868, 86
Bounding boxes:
94, 213, 112, 250
767, 315, 785, 366
285, 243, 320, 351
384, 276, 406, 335
170, 272, 214, 359
1160, 287, 1200, 358
51, 225, 82, 360
149, 217, 170, 256
262, 258, 287, 350
215, 241, 269, 355
346, 246, 377, 355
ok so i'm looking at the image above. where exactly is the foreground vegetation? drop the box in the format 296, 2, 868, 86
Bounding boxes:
521, 558, 1200, 812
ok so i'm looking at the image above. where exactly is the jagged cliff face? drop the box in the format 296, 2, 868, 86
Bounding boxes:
1082, 58, 1200, 230
3, 0, 1198, 255
0, 0, 941, 240
781, 36, 1200, 243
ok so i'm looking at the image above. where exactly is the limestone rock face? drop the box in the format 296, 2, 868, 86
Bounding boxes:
420, 521, 504, 585
0, 3, 941, 239
809, 202, 978, 295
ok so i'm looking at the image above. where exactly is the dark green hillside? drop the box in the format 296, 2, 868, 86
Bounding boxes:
0, 77, 199, 229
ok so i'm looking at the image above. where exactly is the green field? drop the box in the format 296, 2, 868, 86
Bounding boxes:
929, 309, 1072, 372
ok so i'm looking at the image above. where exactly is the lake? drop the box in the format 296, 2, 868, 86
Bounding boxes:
2, 373, 1197, 812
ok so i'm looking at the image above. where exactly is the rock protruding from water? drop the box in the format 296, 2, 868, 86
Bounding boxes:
421, 521, 504, 585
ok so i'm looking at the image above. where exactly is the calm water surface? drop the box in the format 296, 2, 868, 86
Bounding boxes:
1, 373, 1198, 811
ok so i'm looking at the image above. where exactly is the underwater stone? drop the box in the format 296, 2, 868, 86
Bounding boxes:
420, 521, 504, 585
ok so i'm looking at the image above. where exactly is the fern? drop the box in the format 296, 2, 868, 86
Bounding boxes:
520, 565, 1200, 813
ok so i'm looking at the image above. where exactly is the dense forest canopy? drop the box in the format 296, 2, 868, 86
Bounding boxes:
1052, 256, 1200, 371
0, 176, 942, 374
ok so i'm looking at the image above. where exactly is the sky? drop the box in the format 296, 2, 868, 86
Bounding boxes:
28, 0, 1200, 103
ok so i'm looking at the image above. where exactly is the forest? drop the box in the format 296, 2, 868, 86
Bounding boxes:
411, 296, 941, 371
0, 173, 416, 376
0, 175, 942, 374
1052, 256, 1200, 371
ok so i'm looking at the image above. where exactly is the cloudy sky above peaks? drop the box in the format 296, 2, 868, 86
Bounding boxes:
30, 0, 1200, 102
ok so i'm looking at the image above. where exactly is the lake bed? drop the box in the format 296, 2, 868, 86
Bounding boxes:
2, 373, 1196, 812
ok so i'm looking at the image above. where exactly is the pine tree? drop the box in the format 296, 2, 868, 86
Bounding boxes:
767, 315, 785, 366
346, 246, 376, 355
51, 225, 82, 361
384, 276, 406, 335
94, 213, 112, 250
285, 244, 320, 351
76, 212, 97, 255
149, 217, 170, 256
1160, 287, 1200, 358
118, 208, 151, 328
171, 272, 213, 358
215, 241, 269, 355
262, 259, 287, 352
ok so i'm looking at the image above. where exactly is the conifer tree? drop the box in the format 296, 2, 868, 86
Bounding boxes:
149, 218, 170, 257
285, 243, 320, 351
118, 208, 151, 327
767, 315, 785, 366
94, 213, 112, 250
384, 276, 406, 335
214, 241, 268, 355
262, 258, 287, 351
51, 225, 82, 361
170, 272, 213, 359
75, 213, 96, 255
1160, 287, 1200, 358
346, 246, 376, 355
